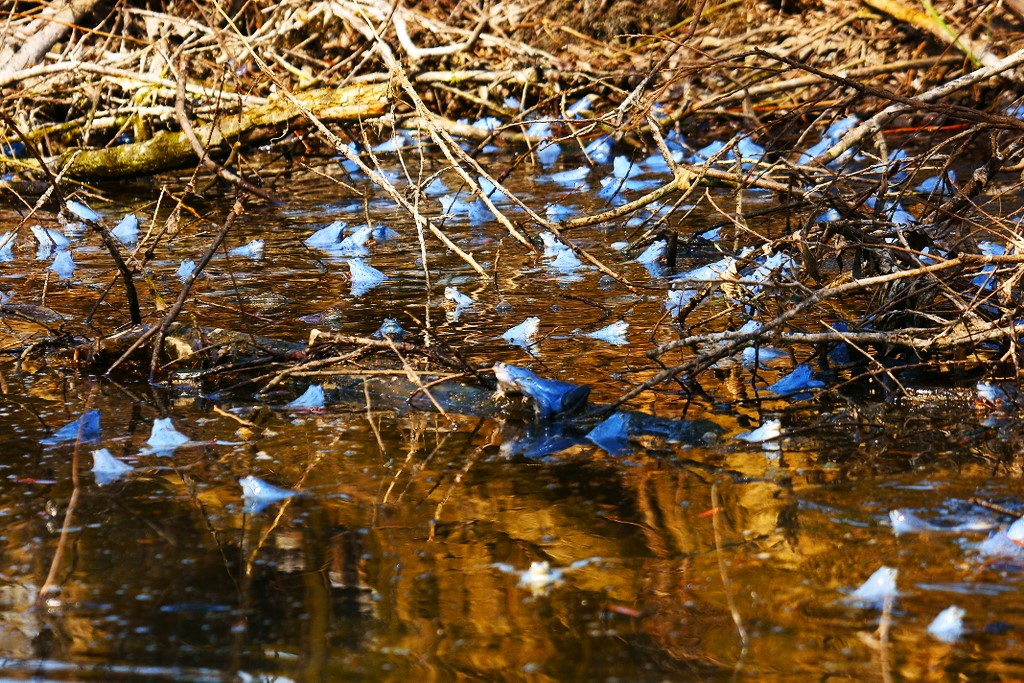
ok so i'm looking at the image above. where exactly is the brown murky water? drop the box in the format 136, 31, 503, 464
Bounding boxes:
2, 147, 1024, 680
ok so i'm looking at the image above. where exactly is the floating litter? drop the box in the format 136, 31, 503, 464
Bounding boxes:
92, 448, 134, 486
286, 385, 325, 410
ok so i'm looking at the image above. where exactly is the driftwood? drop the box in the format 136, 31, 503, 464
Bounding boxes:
28, 83, 390, 180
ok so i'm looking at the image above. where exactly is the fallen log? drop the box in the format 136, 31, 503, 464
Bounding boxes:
25, 83, 390, 181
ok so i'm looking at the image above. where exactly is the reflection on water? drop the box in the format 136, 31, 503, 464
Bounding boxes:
1, 154, 1024, 679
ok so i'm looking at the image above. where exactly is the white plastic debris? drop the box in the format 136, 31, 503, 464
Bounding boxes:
91, 448, 134, 486
240, 475, 296, 514
229, 239, 264, 259
735, 419, 782, 443
847, 566, 898, 607
146, 417, 189, 454
927, 605, 965, 643
502, 317, 540, 349
585, 320, 628, 346
111, 213, 139, 244
49, 250, 76, 279
286, 385, 325, 410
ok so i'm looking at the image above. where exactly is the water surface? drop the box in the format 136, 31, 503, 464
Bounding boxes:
1, 146, 1023, 680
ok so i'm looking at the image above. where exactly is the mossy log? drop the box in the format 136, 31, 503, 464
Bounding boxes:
45, 83, 390, 180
